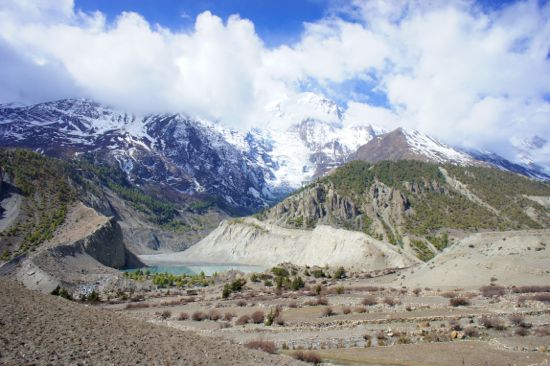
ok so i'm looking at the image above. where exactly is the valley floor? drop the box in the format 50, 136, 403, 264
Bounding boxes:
105, 267, 550, 366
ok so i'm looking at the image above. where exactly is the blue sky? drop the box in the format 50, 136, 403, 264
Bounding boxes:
74, 0, 330, 47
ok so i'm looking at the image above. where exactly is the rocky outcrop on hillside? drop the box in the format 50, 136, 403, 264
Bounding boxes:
1, 204, 142, 293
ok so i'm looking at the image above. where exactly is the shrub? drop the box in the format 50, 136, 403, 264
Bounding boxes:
222, 284, 231, 299
361, 296, 377, 306
354, 306, 367, 313
264, 279, 273, 287
450, 297, 470, 307
208, 309, 221, 321
382, 297, 396, 307
51, 286, 72, 300
159, 310, 172, 320
290, 276, 305, 291
342, 306, 351, 314
512, 286, 550, 293
177, 312, 189, 321
531, 293, 550, 303
464, 326, 479, 338
534, 326, 550, 337
412, 288, 422, 296
251, 310, 265, 324
288, 301, 298, 308
125, 302, 151, 309
480, 315, 506, 330
237, 299, 247, 307
515, 327, 530, 336
236, 315, 250, 325
508, 314, 526, 327
480, 284, 505, 298
192, 311, 206, 321
376, 330, 387, 340
333, 266, 346, 279
271, 267, 289, 277
311, 269, 325, 278
244, 340, 276, 354
294, 351, 321, 364
448, 320, 462, 331
322, 306, 335, 317
224, 312, 236, 321
441, 291, 456, 298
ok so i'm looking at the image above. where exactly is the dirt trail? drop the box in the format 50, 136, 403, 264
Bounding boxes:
0, 278, 303, 366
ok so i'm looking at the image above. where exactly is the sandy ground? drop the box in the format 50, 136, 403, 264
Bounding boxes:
0, 278, 303, 366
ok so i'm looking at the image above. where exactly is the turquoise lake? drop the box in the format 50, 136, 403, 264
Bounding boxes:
124, 263, 266, 276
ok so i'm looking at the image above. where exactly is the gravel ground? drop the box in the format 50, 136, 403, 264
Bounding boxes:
0, 279, 302, 366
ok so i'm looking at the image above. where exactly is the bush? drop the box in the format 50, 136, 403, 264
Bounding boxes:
412, 288, 422, 296
288, 301, 298, 308
464, 326, 479, 338
244, 340, 276, 354
271, 267, 289, 277
534, 326, 550, 337
224, 312, 236, 321
512, 285, 550, 293
208, 309, 221, 321
222, 284, 231, 299
480, 284, 505, 298
294, 351, 321, 364
51, 286, 72, 300
448, 320, 462, 331
251, 310, 265, 324
382, 297, 396, 307
192, 311, 206, 321
333, 266, 346, 279
450, 297, 470, 307
177, 312, 189, 321
508, 314, 527, 327
342, 306, 351, 314
236, 315, 250, 325
480, 315, 506, 330
322, 306, 335, 317
531, 293, 550, 303
290, 276, 305, 291
311, 269, 325, 278
159, 310, 172, 320
441, 291, 456, 298
515, 327, 530, 336
235, 299, 247, 307
125, 302, 151, 310
354, 306, 367, 313
361, 296, 377, 306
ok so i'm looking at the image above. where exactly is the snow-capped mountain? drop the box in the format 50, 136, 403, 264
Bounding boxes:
0, 94, 547, 215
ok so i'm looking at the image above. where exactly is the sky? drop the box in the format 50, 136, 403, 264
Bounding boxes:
0, 0, 549, 168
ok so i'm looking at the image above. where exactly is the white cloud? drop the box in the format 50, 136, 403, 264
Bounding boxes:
0, 0, 549, 168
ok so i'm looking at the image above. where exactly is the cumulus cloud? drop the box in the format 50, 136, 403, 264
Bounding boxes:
0, 0, 549, 168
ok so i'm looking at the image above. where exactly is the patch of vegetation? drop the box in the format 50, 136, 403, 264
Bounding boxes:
410, 239, 435, 262
123, 269, 210, 289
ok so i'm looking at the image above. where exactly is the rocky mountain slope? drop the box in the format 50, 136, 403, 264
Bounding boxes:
256, 160, 550, 261
0, 149, 224, 260
1, 94, 546, 220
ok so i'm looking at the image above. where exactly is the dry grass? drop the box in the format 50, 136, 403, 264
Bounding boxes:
244, 340, 276, 354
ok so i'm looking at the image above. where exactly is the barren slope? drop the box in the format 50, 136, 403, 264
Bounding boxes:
403, 229, 550, 288
155, 218, 419, 269
0, 278, 302, 366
